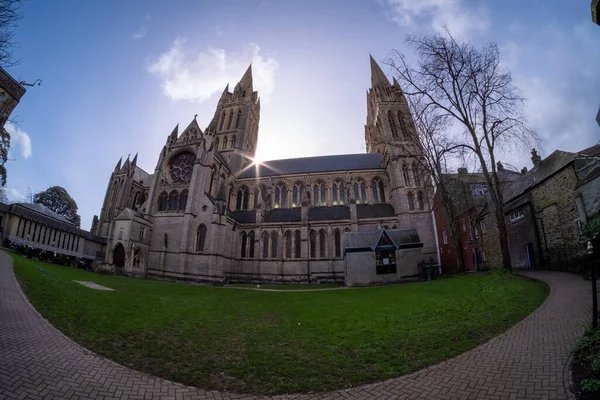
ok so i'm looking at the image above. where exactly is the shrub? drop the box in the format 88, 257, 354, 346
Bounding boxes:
582, 378, 600, 393
576, 329, 600, 351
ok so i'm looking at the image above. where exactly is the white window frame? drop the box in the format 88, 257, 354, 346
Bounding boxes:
509, 208, 524, 222
442, 230, 448, 245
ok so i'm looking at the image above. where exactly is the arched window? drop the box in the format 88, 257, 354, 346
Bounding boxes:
168, 190, 179, 211
284, 231, 292, 259
236, 187, 249, 210
353, 181, 367, 204
223, 137, 228, 150
403, 165, 411, 186
214, 137, 220, 151
133, 250, 143, 269
270, 231, 278, 258
248, 231, 255, 258
292, 183, 304, 207
241, 232, 247, 258
413, 164, 421, 186
310, 230, 317, 258
334, 229, 342, 258
219, 111, 226, 131
178, 189, 188, 211
236, 109, 242, 128
228, 110, 234, 130
262, 232, 269, 258
398, 111, 407, 136
227, 184, 234, 210
132, 191, 141, 209
332, 181, 345, 205
294, 230, 301, 259
274, 184, 287, 208
196, 224, 207, 252
253, 188, 260, 209
378, 180, 385, 202
319, 229, 326, 258
418, 191, 425, 210
157, 191, 168, 211
408, 192, 415, 211
388, 110, 398, 138
313, 182, 326, 207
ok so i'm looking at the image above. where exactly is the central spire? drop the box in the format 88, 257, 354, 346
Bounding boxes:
239, 64, 253, 89
369, 55, 390, 87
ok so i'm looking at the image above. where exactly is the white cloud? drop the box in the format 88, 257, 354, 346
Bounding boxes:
148, 40, 279, 103
6, 187, 25, 202
5, 122, 32, 159
132, 14, 151, 40
386, 0, 490, 38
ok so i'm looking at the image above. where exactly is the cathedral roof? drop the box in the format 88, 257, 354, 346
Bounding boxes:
344, 228, 422, 252
237, 153, 383, 179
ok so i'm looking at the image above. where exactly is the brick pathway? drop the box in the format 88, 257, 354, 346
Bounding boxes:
0, 250, 591, 399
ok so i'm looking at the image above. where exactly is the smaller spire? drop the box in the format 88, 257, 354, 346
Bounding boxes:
221, 83, 229, 97
132, 153, 138, 166
239, 64, 253, 89
369, 54, 390, 87
169, 124, 179, 141
115, 157, 122, 171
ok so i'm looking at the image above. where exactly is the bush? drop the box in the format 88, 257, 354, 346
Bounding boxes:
582, 378, 600, 393
576, 329, 600, 351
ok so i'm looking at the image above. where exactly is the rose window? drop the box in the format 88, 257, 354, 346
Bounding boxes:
170, 152, 195, 184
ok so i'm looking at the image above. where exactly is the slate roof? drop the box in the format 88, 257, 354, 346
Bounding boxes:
231, 210, 257, 224
14, 203, 73, 225
237, 153, 383, 179
309, 206, 350, 221
264, 208, 301, 223
357, 203, 395, 218
503, 150, 576, 202
344, 228, 421, 251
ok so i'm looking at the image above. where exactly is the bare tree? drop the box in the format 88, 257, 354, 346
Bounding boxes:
0, 0, 23, 68
387, 31, 540, 270
24, 186, 33, 203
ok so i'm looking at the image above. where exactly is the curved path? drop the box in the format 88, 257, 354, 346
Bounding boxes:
0, 251, 591, 400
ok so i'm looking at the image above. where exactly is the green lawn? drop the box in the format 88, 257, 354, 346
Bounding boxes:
225, 283, 339, 290
11, 252, 548, 395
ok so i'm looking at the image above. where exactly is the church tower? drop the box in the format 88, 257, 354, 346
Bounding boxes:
365, 56, 436, 259
205, 65, 260, 174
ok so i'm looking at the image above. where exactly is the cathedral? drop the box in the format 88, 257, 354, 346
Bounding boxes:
91, 56, 437, 284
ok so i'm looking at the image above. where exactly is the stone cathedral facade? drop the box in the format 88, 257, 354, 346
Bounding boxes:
92, 57, 437, 283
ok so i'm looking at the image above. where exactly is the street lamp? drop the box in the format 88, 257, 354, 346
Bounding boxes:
19, 79, 42, 87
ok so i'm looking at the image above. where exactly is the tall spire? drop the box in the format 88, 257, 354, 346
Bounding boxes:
369, 54, 390, 87
239, 64, 253, 89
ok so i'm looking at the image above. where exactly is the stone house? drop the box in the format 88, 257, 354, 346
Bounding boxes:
0, 66, 26, 129
92, 57, 438, 284
503, 146, 600, 270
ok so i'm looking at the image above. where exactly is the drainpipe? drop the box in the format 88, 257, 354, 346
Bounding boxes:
431, 210, 441, 268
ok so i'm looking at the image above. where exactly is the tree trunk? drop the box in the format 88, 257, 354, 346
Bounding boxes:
494, 203, 512, 270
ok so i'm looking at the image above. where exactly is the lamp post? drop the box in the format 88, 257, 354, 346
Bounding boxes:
589, 240, 597, 328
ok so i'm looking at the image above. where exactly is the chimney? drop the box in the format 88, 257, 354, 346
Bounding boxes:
531, 148, 542, 167
521, 167, 528, 175
458, 167, 468, 174
496, 161, 504, 171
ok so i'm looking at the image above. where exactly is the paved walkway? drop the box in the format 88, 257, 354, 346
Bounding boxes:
0, 251, 591, 400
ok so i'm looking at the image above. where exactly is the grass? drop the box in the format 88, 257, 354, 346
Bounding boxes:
225, 283, 339, 290
11, 252, 549, 395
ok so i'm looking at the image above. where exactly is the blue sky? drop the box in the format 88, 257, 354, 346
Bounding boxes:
4, 0, 600, 230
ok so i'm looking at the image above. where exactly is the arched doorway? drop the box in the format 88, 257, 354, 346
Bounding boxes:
132, 249, 144, 271
113, 243, 125, 268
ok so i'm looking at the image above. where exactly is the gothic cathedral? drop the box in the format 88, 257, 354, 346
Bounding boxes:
92, 56, 437, 283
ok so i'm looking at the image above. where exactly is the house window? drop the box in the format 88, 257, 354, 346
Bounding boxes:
442, 230, 448, 245
474, 227, 479, 239
509, 208, 525, 222
481, 251, 486, 262
480, 221, 487, 233
376, 250, 397, 274
577, 219, 583, 236
139, 227, 146, 240
472, 184, 488, 197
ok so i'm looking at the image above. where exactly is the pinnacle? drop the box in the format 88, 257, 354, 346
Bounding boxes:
239, 64, 253, 89
369, 54, 390, 87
